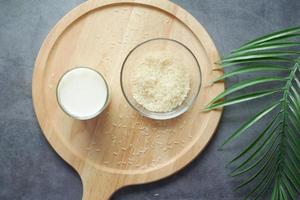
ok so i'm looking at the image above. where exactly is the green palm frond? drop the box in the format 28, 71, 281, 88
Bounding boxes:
206, 26, 300, 199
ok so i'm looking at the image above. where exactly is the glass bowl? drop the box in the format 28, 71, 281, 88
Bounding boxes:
121, 38, 201, 120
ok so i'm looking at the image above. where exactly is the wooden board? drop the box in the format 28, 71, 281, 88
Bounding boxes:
32, 0, 224, 199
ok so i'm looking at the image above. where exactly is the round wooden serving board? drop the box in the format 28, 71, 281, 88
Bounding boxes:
32, 0, 224, 199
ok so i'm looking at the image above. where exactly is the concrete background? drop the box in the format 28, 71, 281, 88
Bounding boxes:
0, 0, 300, 199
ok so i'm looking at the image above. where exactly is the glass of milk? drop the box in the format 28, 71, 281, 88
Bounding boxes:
56, 67, 110, 120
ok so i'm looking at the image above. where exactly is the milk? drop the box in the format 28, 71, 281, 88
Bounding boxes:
57, 67, 109, 120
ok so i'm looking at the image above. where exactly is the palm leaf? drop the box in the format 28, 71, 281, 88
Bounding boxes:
282, 176, 297, 200
245, 160, 278, 199
230, 133, 278, 176
205, 89, 281, 110
223, 51, 300, 63
228, 113, 280, 165
206, 26, 300, 199
234, 26, 300, 51
212, 65, 289, 83
234, 152, 276, 191
220, 57, 293, 68
220, 103, 279, 148
208, 77, 285, 105
230, 128, 280, 176
231, 42, 300, 54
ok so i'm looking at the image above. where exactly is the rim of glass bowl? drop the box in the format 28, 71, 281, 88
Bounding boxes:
56, 67, 110, 120
120, 38, 202, 120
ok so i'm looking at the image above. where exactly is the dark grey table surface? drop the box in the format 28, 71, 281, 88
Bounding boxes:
1, 0, 300, 200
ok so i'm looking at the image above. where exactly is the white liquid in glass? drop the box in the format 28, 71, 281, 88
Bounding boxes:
57, 68, 108, 120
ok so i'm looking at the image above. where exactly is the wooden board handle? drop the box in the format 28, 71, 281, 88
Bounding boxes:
81, 171, 119, 200
82, 190, 113, 200
82, 188, 113, 200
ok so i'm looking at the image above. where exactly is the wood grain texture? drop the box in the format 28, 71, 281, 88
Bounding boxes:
32, 0, 224, 199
